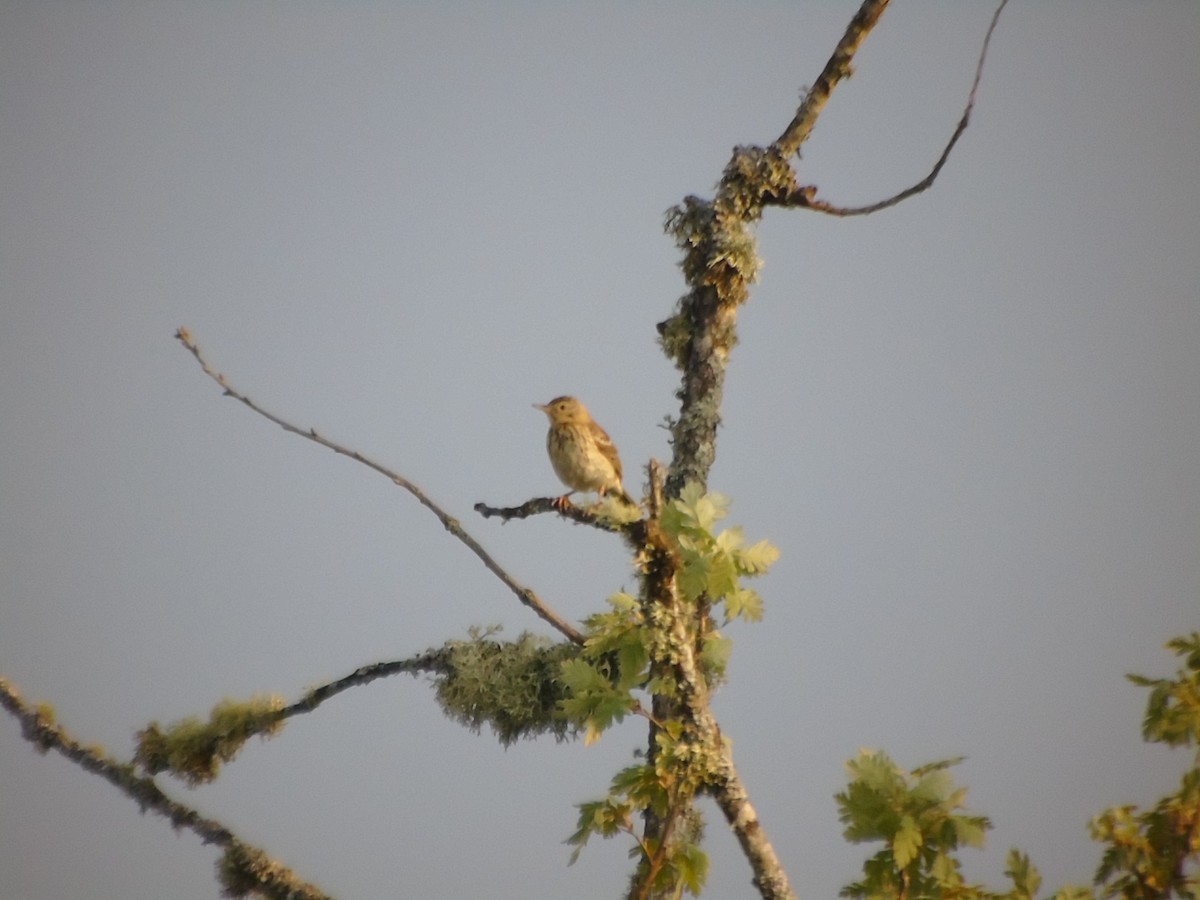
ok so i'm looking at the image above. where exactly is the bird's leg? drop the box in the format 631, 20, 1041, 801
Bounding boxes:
553, 492, 576, 512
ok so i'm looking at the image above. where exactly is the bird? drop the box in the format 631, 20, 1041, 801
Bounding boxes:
533, 396, 636, 508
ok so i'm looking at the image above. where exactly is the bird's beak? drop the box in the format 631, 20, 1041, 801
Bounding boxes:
533, 402, 548, 413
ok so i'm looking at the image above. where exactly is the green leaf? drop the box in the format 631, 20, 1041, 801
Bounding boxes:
893, 815, 922, 867
659, 500, 689, 537
715, 526, 745, 553
616, 635, 650, 690
705, 552, 739, 601
675, 842, 710, 895
644, 674, 677, 698
566, 797, 634, 862
677, 481, 705, 512
1166, 631, 1200, 668
1004, 848, 1042, 899
1127, 633, 1200, 747
692, 491, 730, 532
724, 588, 764, 623
734, 538, 780, 576
952, 814, 989, 849
607, 591, 639, 613
610, 763, 656, 796
559, 658, 608, 695
911, 769, 954, 804
930, 850, 957, 884
678, 548, 710, 602
558, 658, 634, 740
662, 483, 723, 535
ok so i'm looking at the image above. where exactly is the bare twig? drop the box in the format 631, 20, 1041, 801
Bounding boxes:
279, 647, 452, 721
0, 678, 331, 900
175, 327, 584, 646
772, 0, 1009, 216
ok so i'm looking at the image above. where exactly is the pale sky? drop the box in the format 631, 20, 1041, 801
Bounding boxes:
1, 3, 1197, 899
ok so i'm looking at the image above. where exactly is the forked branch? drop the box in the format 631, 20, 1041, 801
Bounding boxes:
771, 0, 1009, 216
649, 2, 1008, 898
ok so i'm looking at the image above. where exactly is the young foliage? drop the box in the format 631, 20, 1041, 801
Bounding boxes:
837, 751, 992, 899
1127, 632, 1200, 749
832, 636, 1200, 900
1089, 633, 1200, 899
557, 486, 778, 755
660, 483, 778, 624
566, 751, 709, 898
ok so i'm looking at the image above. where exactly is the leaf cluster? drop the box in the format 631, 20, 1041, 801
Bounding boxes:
559, 593, 647, 746
567, 748, 709, 897
835, 752, 1071, 900
557, 486, 777, 746
837, 751, 993, 899
1090, 633, 1200, 899
661, 483, 779, 627
559, 592, 714, 894
834, 634, 1200, 900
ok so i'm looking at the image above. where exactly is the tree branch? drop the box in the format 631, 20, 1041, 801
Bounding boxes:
770, 0, 1008, 216
651, 3, 922, 896
773, 0, 892, 160
0, 677, 331, 900
175, 327, 584, 646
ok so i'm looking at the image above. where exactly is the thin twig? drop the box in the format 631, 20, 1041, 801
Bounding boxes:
279, 647, 452, 721
773, 0, 1009, 216
175, 327, 584, 646
0, 677, 332, 900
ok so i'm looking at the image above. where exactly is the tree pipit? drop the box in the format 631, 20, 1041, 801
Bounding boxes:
534, 396, 636, 510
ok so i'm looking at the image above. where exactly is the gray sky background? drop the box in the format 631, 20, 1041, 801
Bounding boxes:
2, 3, 1197, 899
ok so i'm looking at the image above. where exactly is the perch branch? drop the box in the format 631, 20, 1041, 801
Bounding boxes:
473, 496, 632, 534
175, 327, 583, 646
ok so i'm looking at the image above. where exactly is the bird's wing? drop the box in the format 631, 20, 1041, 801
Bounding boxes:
590, 421, 624, 483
